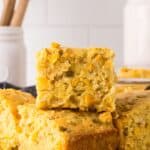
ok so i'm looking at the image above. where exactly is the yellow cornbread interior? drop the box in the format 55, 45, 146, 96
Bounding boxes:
36, 42, 116, 112
18, 104, 118, 150
0, 89, 35, 150
115, 91, 150, 150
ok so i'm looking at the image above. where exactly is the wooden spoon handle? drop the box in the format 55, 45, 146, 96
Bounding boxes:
10, 0, 29, 26
0, 0, 16, 26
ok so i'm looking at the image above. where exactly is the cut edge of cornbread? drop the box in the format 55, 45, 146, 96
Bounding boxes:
115, 90, 150, 150
36, 42, 116, 112
0, 89, 35, 150
18, 104, 119, 150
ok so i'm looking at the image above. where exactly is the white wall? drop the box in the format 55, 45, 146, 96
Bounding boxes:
2, 0, 126, 85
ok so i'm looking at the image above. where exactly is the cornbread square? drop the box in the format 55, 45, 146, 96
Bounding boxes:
0, 89, 35, 150
118, 67, 150, 78
36, 42, 116, 112
18, 105, 119, 150
115, 91, 150, 150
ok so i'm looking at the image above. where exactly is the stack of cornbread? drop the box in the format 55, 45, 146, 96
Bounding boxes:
31, 42, 118, 150
0, 43, 150, 150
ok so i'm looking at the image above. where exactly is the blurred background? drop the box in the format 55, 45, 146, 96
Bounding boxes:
24, 0, 125, 85
0, 0, 149, 86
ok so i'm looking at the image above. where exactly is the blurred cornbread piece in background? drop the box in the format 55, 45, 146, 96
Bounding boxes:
115, 91, 150, 150
18, 105, 119, 150
0, 89, 35, 150
36, 42, 116, 112
118, 67, 150, 78
116, 67, 150, 94
116, 84, 149, 94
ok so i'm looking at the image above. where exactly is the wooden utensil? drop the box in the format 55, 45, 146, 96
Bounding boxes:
0, 0, 16, 26
10, 0, 29, 26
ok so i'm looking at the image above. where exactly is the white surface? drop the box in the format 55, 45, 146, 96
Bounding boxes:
47, 0, 124, 25
23, 0, 48, 26
0, 66, 8, 82
17, 0, 125, 85
127, 0, 150, 4
124, 0, 150, 67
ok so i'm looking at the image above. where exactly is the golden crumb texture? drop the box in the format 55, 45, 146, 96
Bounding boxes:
0, 89, 35, 150
18, 104, 119, 150
115, 90, 150, 150
36, 42, 116, 112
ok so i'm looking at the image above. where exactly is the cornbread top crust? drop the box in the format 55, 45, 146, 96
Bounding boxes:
36, 42, 116, 112
20, 105, 114, 134
19, 105, 118, 150
118, 67, 150, 78
0, 89, 35, 105
0, 89, 35, 118
115, 91, 150, 150
0, 89, 35, 150
116, 90, 150, 114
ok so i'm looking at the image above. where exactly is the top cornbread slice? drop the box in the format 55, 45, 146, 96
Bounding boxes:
0, 89, 35, 150
36, 42, 116, 112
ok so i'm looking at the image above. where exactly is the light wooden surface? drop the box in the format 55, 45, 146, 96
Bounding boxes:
0, 0, 16, 26
11, 0, 29, 26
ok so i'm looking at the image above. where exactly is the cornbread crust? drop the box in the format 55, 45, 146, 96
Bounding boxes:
115, 91, 150, 150
0, 89, 35, 150
18, 104, 119, 150
36, 42, 116, 112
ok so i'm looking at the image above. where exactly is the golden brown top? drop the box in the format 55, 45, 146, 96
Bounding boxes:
0, 89, 35, 104
19, 104, 114, 135
37, 42, 114, 61
116, 90, 150, 115
118, 67, 150, 78
0, 89, 35, 117
36, 42, 115, 77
